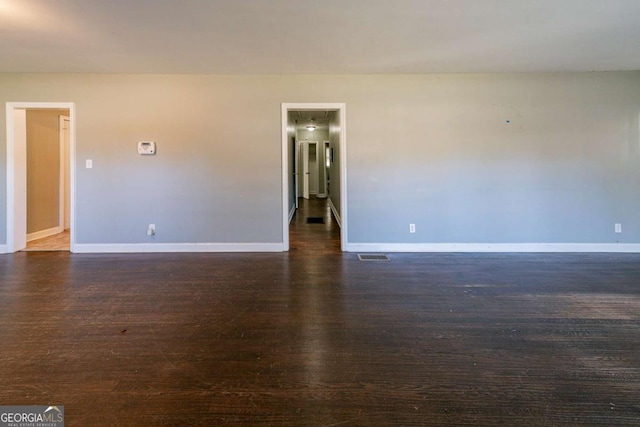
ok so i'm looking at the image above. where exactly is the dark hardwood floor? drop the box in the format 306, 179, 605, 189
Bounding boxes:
289, 197, 340, 254
1, 198, 640, 425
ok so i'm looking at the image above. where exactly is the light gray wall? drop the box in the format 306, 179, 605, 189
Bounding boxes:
346, 74, 640, 244
0, 109, 5, 244
1, 72, 640, 247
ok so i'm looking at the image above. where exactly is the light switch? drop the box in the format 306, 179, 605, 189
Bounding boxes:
86, 159, 93, 169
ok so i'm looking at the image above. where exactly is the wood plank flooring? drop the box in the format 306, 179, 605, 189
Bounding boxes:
1, 198, 639, 425
289, 197, 340, 254
23, 229, 70, 251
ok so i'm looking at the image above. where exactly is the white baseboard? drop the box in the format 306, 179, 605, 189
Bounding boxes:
0, 244, 9, 254
288, 204, 296, 224
317, 193, 327, 198
344, 243, 640, 253
27, 226, 63, 242
72, 242, 286, 253
328, 198, 341, 228
12, 240, 640, 255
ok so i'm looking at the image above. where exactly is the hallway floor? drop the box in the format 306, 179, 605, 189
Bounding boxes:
289, 197, 340, 253
23, 229, 70, 251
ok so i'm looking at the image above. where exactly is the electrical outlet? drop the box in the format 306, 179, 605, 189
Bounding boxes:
615, 223, 622, 233
86, 159, 93, 169
147, 224, 156, 236
409, 224, 416, 233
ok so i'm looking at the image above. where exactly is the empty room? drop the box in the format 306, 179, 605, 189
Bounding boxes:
1, 0, 640, 425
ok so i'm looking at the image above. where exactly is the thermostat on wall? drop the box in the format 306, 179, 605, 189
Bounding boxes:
137, 141, 156, 155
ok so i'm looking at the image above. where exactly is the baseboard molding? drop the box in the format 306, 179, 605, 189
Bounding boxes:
0, 244, 9, 254
27, 226, 63, 242
288, 204, 296, 224
344, 243, 640, 253
317, 193, 327, 199
328, 198, 342, 228
73, 242, 286, 254
12, 241, 640, 254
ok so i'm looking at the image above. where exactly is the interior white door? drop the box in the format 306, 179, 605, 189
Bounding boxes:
301, 141, 309, 199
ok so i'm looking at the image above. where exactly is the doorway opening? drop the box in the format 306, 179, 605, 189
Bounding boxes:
5, 102, 76, 253
281, 103, 347, 252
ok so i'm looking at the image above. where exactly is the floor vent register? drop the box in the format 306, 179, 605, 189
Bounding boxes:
357, 254, 391, 261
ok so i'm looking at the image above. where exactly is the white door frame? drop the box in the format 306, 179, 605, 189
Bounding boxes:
293, 135, 299, 209
5, 102, 76, 253
281, 103, 347, 251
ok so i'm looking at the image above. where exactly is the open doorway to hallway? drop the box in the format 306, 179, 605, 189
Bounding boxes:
5, 102, 76, 253
281, 103, 347, 252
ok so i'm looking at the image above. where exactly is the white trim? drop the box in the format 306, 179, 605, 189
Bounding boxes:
6, 107, 21, 252
317, 193, 327, 198
344, 243, 640, 253
294, 135, 299, 209
288, 204, 296, 224
6, 102, 76, 254
0, 245, 8, 254
27, 226, 64, 242
338, 107, 348, 251
328, 197, 341, 228
281, 103, 347, 251
73, 242, 285, 253
281, 106, 289, 250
